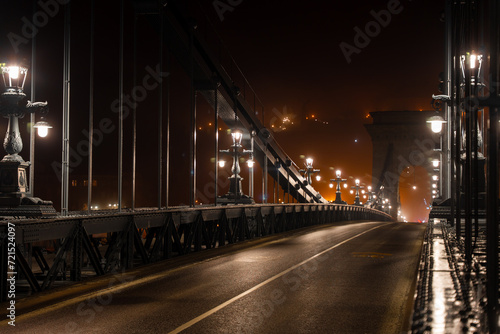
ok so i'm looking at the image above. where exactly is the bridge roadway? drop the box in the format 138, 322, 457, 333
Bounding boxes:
0, 221, 425, 334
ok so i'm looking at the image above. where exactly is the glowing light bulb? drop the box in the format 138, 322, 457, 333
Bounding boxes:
9, 66, 19, 79
37, 126, 48, 137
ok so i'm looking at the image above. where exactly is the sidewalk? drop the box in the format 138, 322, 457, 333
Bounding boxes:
410, 220, 488, 333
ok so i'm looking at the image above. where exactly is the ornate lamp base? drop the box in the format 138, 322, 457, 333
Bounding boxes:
217, 176, 255, 205
0, 160, 56, 217
334, 193, 346, 204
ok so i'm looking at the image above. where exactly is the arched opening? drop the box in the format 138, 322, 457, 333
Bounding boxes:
398, 166, 432, 222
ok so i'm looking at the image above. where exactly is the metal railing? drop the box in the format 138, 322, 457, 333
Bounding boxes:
0, 203, 392, 301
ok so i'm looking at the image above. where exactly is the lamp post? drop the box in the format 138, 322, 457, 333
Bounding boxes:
330, 169, 347, 204
0, 63, 55, 216
365, 185, 376, 207
299, 157, 320, 186
218, 130, 254, 204
351, 179, 364, 206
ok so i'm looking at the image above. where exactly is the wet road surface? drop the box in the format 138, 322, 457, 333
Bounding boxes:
1, 221, 426, 334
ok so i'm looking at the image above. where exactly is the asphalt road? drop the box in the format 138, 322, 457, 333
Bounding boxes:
0, 221, 426, 334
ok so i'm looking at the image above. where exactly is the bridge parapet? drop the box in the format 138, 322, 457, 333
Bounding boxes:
0, 204, 392, 301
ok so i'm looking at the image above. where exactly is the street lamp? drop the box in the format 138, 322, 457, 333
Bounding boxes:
427, 115, 446, 133
351, 179, 364, 206
299, 157, 320, 185
33, 118, 52, 138
365, 185, 376, 207
218, 129, 254, 204
0, 63, 54, 215
330, 169, 347, 204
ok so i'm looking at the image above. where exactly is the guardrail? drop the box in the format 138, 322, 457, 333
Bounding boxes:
0, 203, 392, 301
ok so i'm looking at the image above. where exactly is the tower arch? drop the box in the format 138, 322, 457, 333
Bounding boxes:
365, 110, 441, 219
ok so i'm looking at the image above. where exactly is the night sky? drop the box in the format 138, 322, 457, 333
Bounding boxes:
0, 0, 444, 221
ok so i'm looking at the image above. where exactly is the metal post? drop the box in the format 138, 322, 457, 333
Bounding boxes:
486, 0, 499, 330
189, 24, 196, 207
132, 14, 137, 210
214, 82, 218, 206
276, 162, 279, 203
165, 47, 170, 209
263, 145, 268, 203
464, 3, 473, 268
453, 0, 461, 239
118, 0, 124, 212
29, 0, 36, 198
447, 0, 455, 226
61, 2, 71, 215
286, 160, 290, 203
249, 135, 254, 198
88, 0, 94, 214
158, 4, 163, 209
443, 0, 452, 200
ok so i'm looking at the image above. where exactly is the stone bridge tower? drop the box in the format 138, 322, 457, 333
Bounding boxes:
365, 110, 443, 220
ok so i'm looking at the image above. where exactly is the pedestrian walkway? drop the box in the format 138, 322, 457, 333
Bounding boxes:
410, 220, 487, 333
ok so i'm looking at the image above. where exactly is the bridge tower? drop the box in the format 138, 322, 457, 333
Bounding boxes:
365, 110, 443, 220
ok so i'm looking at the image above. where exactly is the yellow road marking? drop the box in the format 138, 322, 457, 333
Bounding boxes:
352, 252, 393, 258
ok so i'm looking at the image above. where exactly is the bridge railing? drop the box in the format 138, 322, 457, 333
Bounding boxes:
0, 204, 391, 301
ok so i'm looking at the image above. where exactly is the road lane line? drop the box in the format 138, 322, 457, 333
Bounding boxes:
168, 224, 384, 333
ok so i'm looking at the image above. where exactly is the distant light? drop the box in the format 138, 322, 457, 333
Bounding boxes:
432, 159, 440, 168
343, 183, 348, 188
355, 179, 360, 186
412, 185, 417, 190
367, 185, 372, 191
315, 175, 321, 181
218, 160, 226, 168
329, 183, 334, 188
350, 190, 354, 194
306, 158, 313, 167
247, 160, 254, 168
432, 183, 437, 188
354, 139, 358, 143
336, 170, 341, 178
